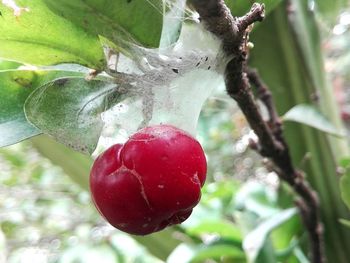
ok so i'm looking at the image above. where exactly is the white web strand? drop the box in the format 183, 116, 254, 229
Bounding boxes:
93, 20, 227, 157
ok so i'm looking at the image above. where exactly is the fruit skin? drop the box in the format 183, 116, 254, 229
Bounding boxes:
90, 124, 207, 235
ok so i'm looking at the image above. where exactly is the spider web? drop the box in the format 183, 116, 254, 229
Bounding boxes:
94, 19, 227, 156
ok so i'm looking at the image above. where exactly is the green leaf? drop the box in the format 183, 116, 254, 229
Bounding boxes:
235, 181, 279, 218
110, 234, 166, 263
24, 77, 121, 155
339, 218, 350, 228
0, 0, 104, 68
283, 104, 345, 137
167, 244, 197, 263
255, 238, 277, 263
132, 229, 180, 261
167, 243, 246, 263
43, 0, 164, 48
275, 239, 300, 262
340, 160, 350, 210
340, 164, 350, 211
190, 244, 246, 263
0, 65, 89, 148
339, 158, 350, 168
225, 0, 282, 17
315, 0, 349, 23
201, 180, 239, 209
30, 135, 92, 190
293, 246, 310, 263
271, 213, 301, 251
185, 219, 242, 243
243, 208, 298, 262
0, 69, 40, 147
0, 60, 21, 70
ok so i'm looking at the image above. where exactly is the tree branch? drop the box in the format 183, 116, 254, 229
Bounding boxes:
246, 68, 283, 141
189, 1, 325, 262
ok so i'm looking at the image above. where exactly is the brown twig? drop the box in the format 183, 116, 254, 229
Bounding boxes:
189, 1, 325, 262
246, 68, 284, 142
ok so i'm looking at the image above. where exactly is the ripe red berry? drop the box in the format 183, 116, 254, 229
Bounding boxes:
90, 125, 207, 235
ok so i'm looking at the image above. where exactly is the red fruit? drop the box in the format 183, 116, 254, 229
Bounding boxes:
90, 125, 207, 235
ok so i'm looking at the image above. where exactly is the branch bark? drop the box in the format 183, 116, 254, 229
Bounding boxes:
189, 1, 325, 262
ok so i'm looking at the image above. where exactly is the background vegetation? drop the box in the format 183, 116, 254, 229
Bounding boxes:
1, 0, 350, 262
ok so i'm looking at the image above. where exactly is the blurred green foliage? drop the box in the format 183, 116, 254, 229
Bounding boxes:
0, 90, 307, 262
0, 0, 349, 262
